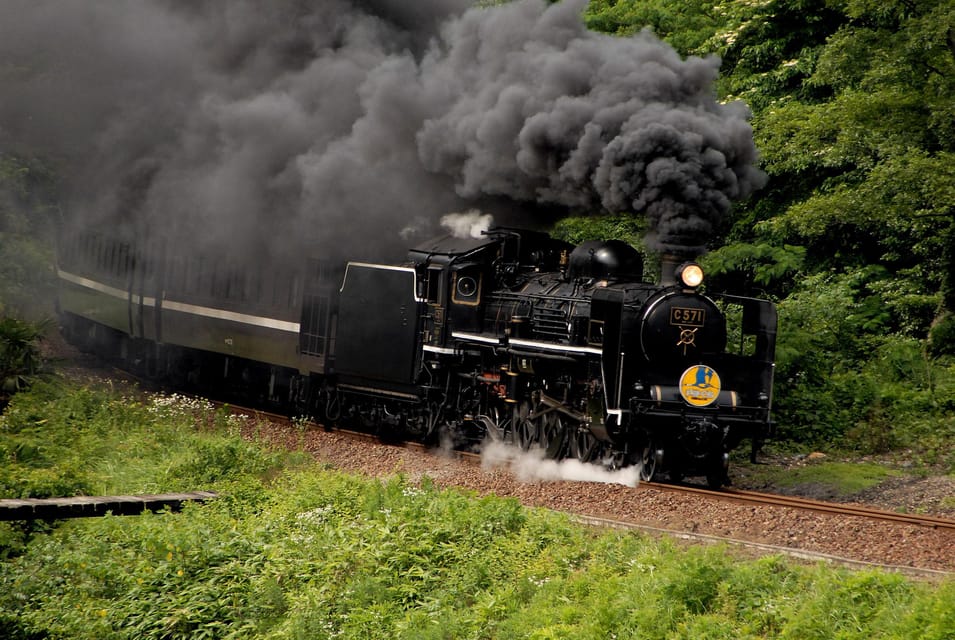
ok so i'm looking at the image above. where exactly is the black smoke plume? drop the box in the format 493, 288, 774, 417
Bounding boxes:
0, 0, 764, 263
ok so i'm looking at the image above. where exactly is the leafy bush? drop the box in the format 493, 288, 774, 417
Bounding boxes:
702, 241, 805, 297
8, 468, 954, 640
771, 270, 955, 466
0, 316, 47, 408
929, 312, 955, 357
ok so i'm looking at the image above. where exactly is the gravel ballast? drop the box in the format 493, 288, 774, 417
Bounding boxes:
250, 421, 955, 575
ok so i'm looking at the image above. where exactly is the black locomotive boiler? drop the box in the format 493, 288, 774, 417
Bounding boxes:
56, 226, 776, 487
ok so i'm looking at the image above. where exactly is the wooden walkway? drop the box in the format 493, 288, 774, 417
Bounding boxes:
0, 491, 218, 521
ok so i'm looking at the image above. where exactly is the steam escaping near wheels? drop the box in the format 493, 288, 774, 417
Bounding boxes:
480, 440, 641, 488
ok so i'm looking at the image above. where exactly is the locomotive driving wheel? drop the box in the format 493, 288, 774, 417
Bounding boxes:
538, 411, 564, 459
513, 401, 537, 450
569, 424, 600, 462
639, 440, 663, 482
483, 405, 507, 442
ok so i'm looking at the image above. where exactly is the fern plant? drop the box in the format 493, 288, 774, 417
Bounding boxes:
0, 315, 46, 407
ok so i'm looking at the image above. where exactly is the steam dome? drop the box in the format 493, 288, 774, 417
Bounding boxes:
567, 240, 643, 281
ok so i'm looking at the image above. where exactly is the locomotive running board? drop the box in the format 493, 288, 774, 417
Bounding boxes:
451, 331, 601, 355
338, 383, 421, 401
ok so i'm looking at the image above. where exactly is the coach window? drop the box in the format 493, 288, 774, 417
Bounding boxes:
191, 257, 206, 296
167, 257, 180, 293
211, 260, 223, 298
182, 257, 194, 294
78, 235, 88, 267
100, 238, 109, 273
424, 267, 443, 303
141, 245, 152, 281
231, 267, 245, 301
84, 235, 96, 270
271, 272, 284, 307
117, 243, 131, 278
186, 258, 196, 295
247, 270, 261, 305
288, 273, 300, 309
94, 237, 104, 272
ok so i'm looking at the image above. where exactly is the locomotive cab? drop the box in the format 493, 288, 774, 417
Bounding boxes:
408, 228, 575, 347
408, 234, 501, 346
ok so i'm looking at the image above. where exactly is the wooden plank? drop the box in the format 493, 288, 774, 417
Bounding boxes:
0, 491, 218, 521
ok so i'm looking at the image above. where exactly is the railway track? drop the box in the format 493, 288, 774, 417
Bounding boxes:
230, 403, 955, 533
59, 356, 953, 575
645, 482, 955, 532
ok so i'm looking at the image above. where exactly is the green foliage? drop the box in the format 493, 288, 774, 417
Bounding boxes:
758, 151, 955, 269
550, 213, 647, 248
1, 383, 954, 639
772, 270, 954, 463
742, 0, 955, 327
0, 316, 47, 406
0, 384, 291, 503
584, 0, 722, 55
761, 461, 899, 498
712, 0, 955, 459
702, 241, 804, 296
711, 0, 845, 108
929, 312, 955, 357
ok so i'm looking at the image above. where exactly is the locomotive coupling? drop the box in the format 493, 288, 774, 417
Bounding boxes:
679, 417, 727, 461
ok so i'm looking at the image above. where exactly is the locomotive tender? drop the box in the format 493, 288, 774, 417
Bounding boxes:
56, 226, 776, 487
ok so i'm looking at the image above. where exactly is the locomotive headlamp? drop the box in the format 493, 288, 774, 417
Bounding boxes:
677, 262, 704, 288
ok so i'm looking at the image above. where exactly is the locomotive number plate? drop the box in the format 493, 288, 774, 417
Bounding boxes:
670, 307, 705, 327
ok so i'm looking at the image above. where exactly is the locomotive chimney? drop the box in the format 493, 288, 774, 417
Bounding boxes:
659, 254, 681, 286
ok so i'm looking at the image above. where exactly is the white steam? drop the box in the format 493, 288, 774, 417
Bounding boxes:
480, 440, 640, 487
440, 209, 494, 239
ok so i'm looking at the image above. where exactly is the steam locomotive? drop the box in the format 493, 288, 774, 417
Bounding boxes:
56, 225, 776, 487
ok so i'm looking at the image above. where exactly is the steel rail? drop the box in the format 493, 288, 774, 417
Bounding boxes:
211, 400, 955, 532
641, 481, 955, 531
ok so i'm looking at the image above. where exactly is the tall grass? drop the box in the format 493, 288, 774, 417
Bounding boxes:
1, 382, 952, 639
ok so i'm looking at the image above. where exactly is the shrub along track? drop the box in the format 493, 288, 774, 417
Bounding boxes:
228, 405, 955, 578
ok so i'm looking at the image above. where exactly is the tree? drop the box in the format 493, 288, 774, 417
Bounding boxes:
737, 0, 955, 339
584, 0, 722, 55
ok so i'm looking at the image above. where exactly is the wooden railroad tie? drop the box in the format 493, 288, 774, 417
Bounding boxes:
0, 491, 219, 521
